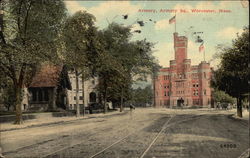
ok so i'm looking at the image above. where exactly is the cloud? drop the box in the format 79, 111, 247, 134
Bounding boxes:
65, 1, 141, 25
89, 1, 140, 21
65, 1, 86, 14
155, 19, 170, 31
173, 4, 193, 14
131, 24, 141, 32
216, 27, 243, 39
154, 41, 207, 67
154, 40, 218, 67
187, 41, 204, 65
154, 42, 174, 67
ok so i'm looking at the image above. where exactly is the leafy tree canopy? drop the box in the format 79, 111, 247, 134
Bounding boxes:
0, 0, 67, 124
211, 26, 249, 98
212, 89, 236, 104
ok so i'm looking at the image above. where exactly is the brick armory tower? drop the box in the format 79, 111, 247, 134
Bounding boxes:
154, 32, 212, 107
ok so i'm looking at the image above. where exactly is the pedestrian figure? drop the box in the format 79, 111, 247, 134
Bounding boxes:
129, 104, 135, 118
130, 104, 135, 111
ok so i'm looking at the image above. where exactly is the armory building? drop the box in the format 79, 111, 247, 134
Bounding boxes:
154, 32, 213, 107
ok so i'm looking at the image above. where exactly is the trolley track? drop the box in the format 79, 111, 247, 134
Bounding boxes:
39, 113, 204, 158
40, 113, 166, 158
2, 109, 248, 158
89, 114, 205, 158
4, 112, 153, 158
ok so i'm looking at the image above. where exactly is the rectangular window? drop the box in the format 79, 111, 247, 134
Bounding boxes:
74, 96, 76, 100
79, 96, 83, 100
38, 89, 42, 101
44, 89, 49, 101
164, 100, 168, 105
32, 89, 37, 101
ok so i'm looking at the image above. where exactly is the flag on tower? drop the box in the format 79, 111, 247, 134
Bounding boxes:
169, 16, 176, 24
199, 43, 205, 52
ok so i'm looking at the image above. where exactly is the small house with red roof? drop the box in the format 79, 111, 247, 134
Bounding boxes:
28, 64, 71, 111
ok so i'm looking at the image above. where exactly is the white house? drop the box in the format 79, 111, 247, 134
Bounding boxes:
67, 72, 99, 110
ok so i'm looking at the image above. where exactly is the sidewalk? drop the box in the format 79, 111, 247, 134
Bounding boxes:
0, 110, 126, 132
232, 109, 249, 121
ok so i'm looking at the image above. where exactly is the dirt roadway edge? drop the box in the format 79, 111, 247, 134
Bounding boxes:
0, 111, 128, 132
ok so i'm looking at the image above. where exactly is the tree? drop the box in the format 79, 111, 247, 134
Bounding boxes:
96, 51, 127, 113
2, 84, 16, 111
131, 85, 153, 107
96, 23, 159, 112
212, 89, 236, 105
61, 10, 100, 117
0, 72, 16, 111
0, 0, 66, 124
211, 26, 249, 117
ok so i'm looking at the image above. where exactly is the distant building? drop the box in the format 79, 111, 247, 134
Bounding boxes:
67, 72, 99, 110
154, 32, 213, 107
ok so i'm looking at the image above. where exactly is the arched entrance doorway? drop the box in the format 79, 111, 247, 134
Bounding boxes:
89, 92, 96, 103
177, 98, 184, 107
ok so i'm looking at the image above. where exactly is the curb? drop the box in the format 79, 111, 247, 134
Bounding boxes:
0, 111, 127, 132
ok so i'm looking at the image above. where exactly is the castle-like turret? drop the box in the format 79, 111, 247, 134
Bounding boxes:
154, 32, 213, 108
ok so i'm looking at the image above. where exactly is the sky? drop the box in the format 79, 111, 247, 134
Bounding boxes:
64, 1, 249, 70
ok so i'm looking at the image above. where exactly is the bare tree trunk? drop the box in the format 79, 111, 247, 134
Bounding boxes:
14, 85, 23, 124
120, 87, 123, 112
14, 65, 26, 124
82, 70, 85, 116
103, 86, 107, 114
75, 69, 80, 117
237, 96, 242, 117
152, 75, 156, 107
52, 87, 57, 110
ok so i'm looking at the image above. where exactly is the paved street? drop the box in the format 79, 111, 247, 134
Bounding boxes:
1, 108, 249, 158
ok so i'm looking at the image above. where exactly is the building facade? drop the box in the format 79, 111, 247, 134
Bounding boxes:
154, 32, 213, 107
67, 72, 99, 110
27, 64, 72, 111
